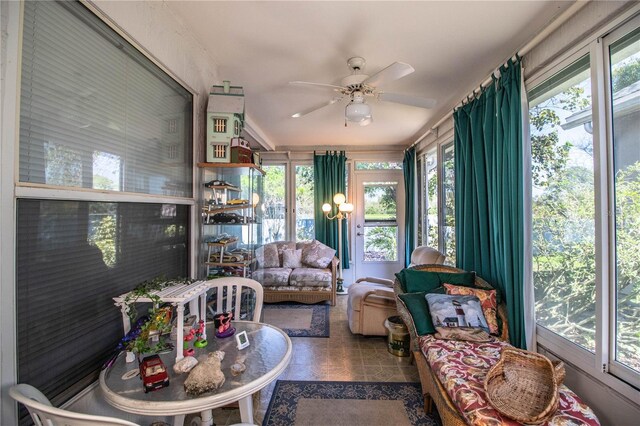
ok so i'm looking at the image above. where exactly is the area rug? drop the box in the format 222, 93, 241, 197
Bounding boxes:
261, 303, 330, 337
263, 380, 439, 426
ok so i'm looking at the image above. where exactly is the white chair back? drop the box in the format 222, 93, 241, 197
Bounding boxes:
9, 384, 140, 426
409, 246, 446, 267
205, 277, 264, 321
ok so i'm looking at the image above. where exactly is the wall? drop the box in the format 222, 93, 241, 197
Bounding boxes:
0, 1, 221, 423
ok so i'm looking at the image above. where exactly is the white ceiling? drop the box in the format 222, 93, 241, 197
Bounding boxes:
167, 1, 572, 151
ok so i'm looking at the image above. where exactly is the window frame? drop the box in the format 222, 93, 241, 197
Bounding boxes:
525, 15, 640, 397
601, 14, 640, 388
417, 135, 453, 261
260, 162, 289, 242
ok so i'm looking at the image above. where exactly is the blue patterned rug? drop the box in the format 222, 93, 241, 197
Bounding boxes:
263, 381, 440, 426
262, 303, 330, 337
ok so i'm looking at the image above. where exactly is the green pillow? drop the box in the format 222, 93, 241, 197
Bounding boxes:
397, 288, 445, 335
399, 269, 477, 293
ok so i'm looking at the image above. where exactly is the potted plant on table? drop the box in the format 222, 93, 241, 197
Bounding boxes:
122, 276, 196, 360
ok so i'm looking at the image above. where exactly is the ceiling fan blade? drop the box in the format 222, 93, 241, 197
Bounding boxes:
378, 92, 437, 109
362, 62, 414, 87
291, 97, 343, 118
289, 81, 346, 91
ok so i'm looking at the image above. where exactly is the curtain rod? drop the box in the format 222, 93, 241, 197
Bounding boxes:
410, 0, 591, 150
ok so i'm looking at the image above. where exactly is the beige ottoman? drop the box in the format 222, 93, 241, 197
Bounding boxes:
347, 278, 397, 336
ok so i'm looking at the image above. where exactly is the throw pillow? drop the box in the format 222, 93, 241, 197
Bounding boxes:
397, 288, 446, 335
262, 243, 280, 268
273, 241, 296, 265
396, 269, 477, 293
282, 248, 303, 268
301, 240, 336, 269
425, 293, 490, 333
254, 245, 264, 268
443, 283, 499, 335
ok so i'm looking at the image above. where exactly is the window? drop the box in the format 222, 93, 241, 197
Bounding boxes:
442, 142, 456, 265
19, 1, 193, 197
423, 150, 439, 250
363, 182, 398, 262
355, 161, 402, 170
529, 55, 596, 353
16, 0, 193, 410
16, 200, 189, 405
417, 155, 423, 246
295, 165, 314, 241
262, 165, 287, 243
527, 18, 640, 389
214, 118, 227, 133
608, 25, 640, 377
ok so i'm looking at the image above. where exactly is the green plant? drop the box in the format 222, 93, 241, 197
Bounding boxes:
123, 275, 196, 355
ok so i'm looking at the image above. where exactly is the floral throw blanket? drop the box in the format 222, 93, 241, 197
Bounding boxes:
419, 335, 600, 425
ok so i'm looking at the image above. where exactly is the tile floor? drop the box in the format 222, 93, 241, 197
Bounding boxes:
208, 294, 420, 425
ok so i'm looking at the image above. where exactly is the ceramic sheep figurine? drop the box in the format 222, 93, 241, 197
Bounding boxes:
184, 351, 225, 395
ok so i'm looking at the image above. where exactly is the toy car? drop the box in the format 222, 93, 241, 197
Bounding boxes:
226, 199, 249, 205
212, 212, 244, 223
139, 355, 169, 393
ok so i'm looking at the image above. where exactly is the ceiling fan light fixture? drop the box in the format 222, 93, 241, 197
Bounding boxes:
345, 101, 371, 122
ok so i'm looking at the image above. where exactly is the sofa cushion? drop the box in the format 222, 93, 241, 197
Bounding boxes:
301, 240, 336, 268
289, 268, 332, 288
425, 293, 489, 333
282, 248, 303, 268
263, 244, 280, 268
419, 335, 600, 426
444, 283, 499, 335
396, 269, 476, 293
397, 289, 445, 335
272, 241, 296, 265
296, 240, 313, 251
252, 268, 292, 287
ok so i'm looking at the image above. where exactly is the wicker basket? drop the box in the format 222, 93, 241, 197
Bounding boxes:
485, 348, 564, 423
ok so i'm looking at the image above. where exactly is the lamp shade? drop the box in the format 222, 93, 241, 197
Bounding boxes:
322, 203, 332, 213
345, 101, 371, 122
333, 193, 346, 205
339, 203, 354, 213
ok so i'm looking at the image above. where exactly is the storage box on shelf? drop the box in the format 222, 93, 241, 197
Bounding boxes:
198, 163, 264, 280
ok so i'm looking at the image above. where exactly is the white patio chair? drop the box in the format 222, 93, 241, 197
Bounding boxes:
205, 277, 264, 321
9, 383, 139, 426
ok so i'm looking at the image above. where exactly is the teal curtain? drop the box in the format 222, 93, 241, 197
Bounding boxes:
314, 151, 350, 269
403, 147, 416, 267
454, 58, 525, 348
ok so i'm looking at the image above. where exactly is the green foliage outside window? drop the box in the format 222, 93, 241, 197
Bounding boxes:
530, 58, 640, 370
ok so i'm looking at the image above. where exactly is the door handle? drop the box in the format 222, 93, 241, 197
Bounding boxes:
356, 232, 363, 236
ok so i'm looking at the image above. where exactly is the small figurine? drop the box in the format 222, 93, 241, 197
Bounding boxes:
213, 311, 235, 338
193, 320, 208, 348
183, 328, 196, 357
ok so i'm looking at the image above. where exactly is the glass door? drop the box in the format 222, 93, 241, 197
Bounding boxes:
353, 170, 405, 280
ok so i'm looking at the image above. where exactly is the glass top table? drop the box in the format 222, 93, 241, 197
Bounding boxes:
99, 321, 292, 425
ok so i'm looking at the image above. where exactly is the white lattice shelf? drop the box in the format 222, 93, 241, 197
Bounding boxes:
113, 280, 210, 363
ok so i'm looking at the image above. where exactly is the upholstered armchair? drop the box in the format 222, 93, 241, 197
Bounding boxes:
347, 246, 446, 335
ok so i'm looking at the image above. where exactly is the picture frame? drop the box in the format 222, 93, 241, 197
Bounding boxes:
235, 330, 250, 350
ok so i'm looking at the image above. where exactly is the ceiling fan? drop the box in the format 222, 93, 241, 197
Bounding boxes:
290, 56, 436, 127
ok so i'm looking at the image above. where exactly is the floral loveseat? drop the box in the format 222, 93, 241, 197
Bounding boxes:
253, 240, 338, 306
395, 264, 600, 426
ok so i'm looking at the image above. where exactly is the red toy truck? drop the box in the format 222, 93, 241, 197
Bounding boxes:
139, 355, 169, 393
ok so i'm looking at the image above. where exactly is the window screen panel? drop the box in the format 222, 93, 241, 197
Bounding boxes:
19, 1, 193, 197
16, 199, 189, 405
